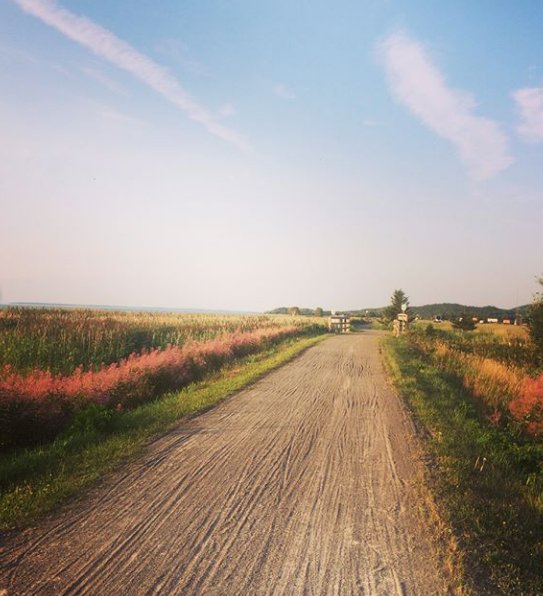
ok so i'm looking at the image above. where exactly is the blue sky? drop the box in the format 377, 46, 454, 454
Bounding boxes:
1, 0, 543, 311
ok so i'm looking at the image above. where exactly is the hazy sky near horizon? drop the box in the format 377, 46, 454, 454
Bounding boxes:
2, 0, 543, 311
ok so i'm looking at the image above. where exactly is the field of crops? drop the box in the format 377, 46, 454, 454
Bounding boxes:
0, 307, 320, 375
0, 307, 326, 450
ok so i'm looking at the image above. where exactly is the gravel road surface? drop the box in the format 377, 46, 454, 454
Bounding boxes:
0, 330, 447, 595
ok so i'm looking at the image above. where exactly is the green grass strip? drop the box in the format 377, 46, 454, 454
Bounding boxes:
0, 334, 326, 531
383, 336, 543, 595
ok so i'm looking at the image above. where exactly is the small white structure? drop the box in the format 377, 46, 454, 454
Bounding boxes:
393, 312, 409, 337
329, 314, 351, 334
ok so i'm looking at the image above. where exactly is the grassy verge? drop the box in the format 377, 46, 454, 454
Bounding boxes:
383, 336, 543, 595
0, 334, 326, 531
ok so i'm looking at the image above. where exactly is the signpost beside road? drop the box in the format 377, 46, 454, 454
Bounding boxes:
393, 309, 409, 337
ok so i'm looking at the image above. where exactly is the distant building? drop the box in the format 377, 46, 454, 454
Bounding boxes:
329, 314, 351, 334
487, 318, 499, 324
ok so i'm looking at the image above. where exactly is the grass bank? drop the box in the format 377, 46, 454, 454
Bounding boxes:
0, 334, 326, 531
383, 336, 543, 594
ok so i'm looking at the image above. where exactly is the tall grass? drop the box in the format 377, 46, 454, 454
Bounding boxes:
0, 325, 316, 450
384, 336, 543, 593
410, 327, 543, 436
413, 321, 534, 368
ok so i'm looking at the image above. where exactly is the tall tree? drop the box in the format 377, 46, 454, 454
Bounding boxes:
314, 307, 323, 317
384, 289, 409, 322
528, 277, 543, 353
287, 306, 301, 316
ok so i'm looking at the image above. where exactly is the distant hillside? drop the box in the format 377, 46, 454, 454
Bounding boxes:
354, 303, 530, 320
267, 303, 531, 320
409, 303, 529, 320
266, 307, 331, 316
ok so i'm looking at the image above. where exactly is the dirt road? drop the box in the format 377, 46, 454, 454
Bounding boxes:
0, 331, 447, 595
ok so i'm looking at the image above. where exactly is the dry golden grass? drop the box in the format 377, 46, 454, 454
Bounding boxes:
410, 326, 543, 435
414, 319, 528, 338
413, 319, 454, 331
429, 339, 522, 411
475, 323, 528, 339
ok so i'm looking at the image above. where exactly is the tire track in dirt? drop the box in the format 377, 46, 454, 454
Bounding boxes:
0, 330, 447, 595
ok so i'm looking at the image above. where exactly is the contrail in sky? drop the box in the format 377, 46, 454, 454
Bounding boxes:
13, 0, 251, 152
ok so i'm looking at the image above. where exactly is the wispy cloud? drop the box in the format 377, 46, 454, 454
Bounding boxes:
12, 0, 250, 151
274, 83, 296, 101
154, 38, 208, 77
81, 66, 125, 95
89, 101, 148, 128
379, 31, 512, 180
218, 103, 237, 117
0, 41, 41, 65
513, 86, 543, 142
